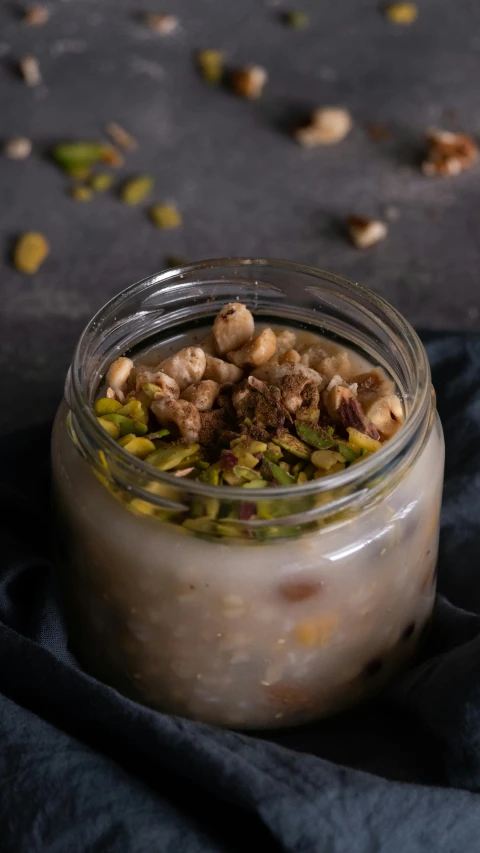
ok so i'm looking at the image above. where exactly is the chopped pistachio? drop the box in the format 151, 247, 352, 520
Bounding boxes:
121, 175, 154, 205
337, 442, 357, 463
311, 449, 345, 470
285, 11, 309, 28
101, 413, 148, 437
145, 443, 200, 471
91, 173, 114, 192
242, 479, 268, 488
119, 436, 156, 458
296, 423, 334, 449
347, 427, 382, 453
66, 166, 92, 180
233, 465, 260, 481
95, 397, 123, 416
118, 433, 136, 446
71, 186, 93, 202
53, 142, 108, 170
146, 429, 170, 440
97, 416, 121, 439
150, 204, 182, 229
222, 469, 244, 486
117, 399, 148, 424
183, 516, 214, 533
264, 442, 283, 462
273, 430, 311, 459
296, 407, 320, 426
198, 465, 221, 485
297, 471, 309, 484
262, 459, 296, 485
197, 50, 224, 84
13, 232, 49, 274
384, 2, 418, 24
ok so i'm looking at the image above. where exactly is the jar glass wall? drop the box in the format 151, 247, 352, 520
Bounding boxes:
51, 259, 444, 729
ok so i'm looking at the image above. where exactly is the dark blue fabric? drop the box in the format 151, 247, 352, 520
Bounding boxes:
1, 332, 480, 852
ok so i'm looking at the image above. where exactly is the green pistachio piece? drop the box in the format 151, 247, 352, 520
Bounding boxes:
214, 521, 242, 537
145, 443, 200, 471
53, 142, 108, 169
296, 423, 334, 449
285, 10, 309, 28
222, 469, 244, 486
273, 429, 311, 459
262, 458, 296, 485
91, 173, 114, 192
233, 465, 260, 481
95, 397, 122, 416
119, 437, 157, 459
296, 407, 320, 426
150, 204, 182, 229
101, 413, 148, 436
121, 175, 154, 205
311, 449, 345, 470
264, 442, 283, 462
146, 429, 170, 440
117, 399, 148, 424
97, 416, 121, 439
198, 465, 221, 485
118, 433, 136, 446
141, 382, 163, 399
337, 442, 357, 463
183, 516, 214, 533
297, 471, 309, 483
242, 479, 268, 488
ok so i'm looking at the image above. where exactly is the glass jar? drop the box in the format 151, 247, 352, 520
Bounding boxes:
51, 259, 444, 730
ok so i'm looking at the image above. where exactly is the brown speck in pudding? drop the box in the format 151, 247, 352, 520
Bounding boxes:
279, 580, 323, 602
401, 622, 416, 642
266, 683, 312, 709
363, 657, 384, 677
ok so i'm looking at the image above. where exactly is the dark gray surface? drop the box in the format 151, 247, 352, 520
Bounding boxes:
1, 0, 480, 432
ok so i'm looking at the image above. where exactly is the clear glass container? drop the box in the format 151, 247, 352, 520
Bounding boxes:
51, 259, 444, 729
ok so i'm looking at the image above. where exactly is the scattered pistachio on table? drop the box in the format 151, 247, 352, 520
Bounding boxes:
197, 50, 225, 84
150, 204, 182, 229
347, 216, 388, 249
121, 175, 154, 205
284, 11, 309, 29
13, 232, 50, 274
384, 2, 418, 24
70, 186, 93, 202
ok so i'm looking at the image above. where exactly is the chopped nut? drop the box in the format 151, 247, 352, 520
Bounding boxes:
91, 173, 114, 192
363, 394, 404, 439
279, 348, 301, 364
145, 13, 178, 34
422, 128, 478, 177
232, 65, 268, 100
100, 146, 124, 168
284, 11, 309, 29
181, 380, 221, 412
384, 3, 418, 24
70, 186, 93, 202
347, 216, 388, 249
354, 368, 394, 408
3, 137, 32, 160
134, 368, 180, 400
150, 204, 182, 229
151, 399, 201, 443
13, 232, 49, 274
106, 122, 137, 151
203, 355, 243, 384
347, 427, 382, 454
159, 346, 206, 391
197, 50, 224, 84
275, 329, 297, 356
311, 449, 345, 470
23, 6, 49, 26
121, 175, 154, 205
295, 107, 353, 147
338, 395, 380, 440
19, 55, 41, 86
227, 328, 277, 369
106, 357, 134, 403
213, 302, 255, 355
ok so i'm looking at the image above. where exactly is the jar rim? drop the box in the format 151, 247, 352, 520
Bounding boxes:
69, 257, 433, 504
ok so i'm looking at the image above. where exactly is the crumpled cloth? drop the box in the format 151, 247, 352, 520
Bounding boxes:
1, 332, 480, 852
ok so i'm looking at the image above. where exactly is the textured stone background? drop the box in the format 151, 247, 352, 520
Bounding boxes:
1, 0, 479, 432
